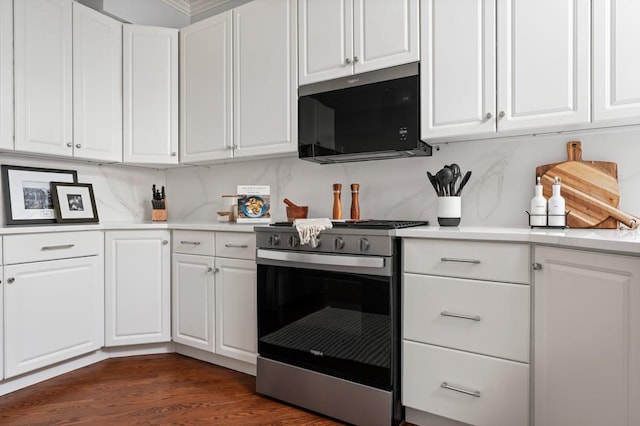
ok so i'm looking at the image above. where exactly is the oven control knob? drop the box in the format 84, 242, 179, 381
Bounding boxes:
359, 238, 370, 252
268, 234, 280, 246
288, 235, 300, 247
334, 237, 345, 250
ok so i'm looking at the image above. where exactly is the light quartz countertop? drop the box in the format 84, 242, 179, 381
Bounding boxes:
395, 226, 640, 256
1, 222, 638, 256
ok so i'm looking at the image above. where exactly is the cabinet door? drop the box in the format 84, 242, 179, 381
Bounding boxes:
0, 0, 13, 151
298, 0, 353, 85
4, 256, 104, 378
105, 231, 171, 346
73, 3, 122, 162
593, 0, 640, 124
353, 0, 419, 74
534, 246, 640, 426
180, 12, 233, 163
496, 0, 590, 132
214, 257, 257, 364
14, 0, 73, 156
421, 0, 496, 139
0, 265, 3, 380
172, 253, 215, 352
123, 25, 178, 164
233, 0, 297, 158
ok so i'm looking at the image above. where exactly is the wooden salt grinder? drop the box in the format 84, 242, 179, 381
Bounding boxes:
350, 183, 360, 220
332, 183, 342, 220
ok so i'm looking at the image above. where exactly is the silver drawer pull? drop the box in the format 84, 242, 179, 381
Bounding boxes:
41, 244, 75, 251
441, 310, 481, 321
441, 257, 481, 264
441, 381, 481, 398
224, 243, 248, 248
180, 241, 201, 245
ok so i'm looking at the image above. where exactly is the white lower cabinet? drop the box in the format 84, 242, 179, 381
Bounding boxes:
3, 232, 104, 378
214, 256, 256, 364
104, 230, 171, 346
172, 230, 256, 365
533, 246, 640, 426
402, 238, 530, 426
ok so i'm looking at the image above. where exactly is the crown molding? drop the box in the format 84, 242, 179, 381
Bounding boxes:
158, 0, 230, 17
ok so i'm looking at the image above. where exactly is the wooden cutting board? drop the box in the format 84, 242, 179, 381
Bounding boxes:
535, 141, 619, 228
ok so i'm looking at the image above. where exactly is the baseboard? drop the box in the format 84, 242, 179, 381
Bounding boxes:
175, 344, 256, 376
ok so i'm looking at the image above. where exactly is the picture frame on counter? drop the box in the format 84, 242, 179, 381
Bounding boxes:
1, 164, 78, 225
50, 182, 99, 224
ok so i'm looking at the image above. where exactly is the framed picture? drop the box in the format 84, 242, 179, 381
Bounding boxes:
1, 165, 78, 225
50, 182, 99, 224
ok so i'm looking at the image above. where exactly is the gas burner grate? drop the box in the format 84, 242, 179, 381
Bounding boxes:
270, 220, 428, 229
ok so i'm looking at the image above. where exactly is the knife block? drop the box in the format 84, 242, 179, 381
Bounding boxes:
152, 209, 167, 222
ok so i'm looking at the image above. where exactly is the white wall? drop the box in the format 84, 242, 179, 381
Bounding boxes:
166, 126, 640, 228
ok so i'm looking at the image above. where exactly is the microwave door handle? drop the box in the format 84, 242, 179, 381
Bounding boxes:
256, 249, 384, 269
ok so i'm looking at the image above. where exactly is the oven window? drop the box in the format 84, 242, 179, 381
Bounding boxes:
257, 264, 395, 389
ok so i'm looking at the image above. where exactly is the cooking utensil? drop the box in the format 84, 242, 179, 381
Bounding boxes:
455, 171, 472, 196
536, 141, 619, 229
449, 163, 461, 196
283, 198, 299, 208
436, 167, 453, 196
286, 205, 309, 222
426, 171, 439, 195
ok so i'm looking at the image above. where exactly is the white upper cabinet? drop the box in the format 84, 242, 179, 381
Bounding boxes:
422, 0, 590, 141
496, 0, 590, 132
232, 0, 297, 159
0, 0, 13, 151
420, 0, 496, 139
14, 0, 73, 156
123, 25, 179, 165
299, 0, 419, 86
180, 12, 233, 163
73, 3, 123, 162
592, 0, 640, 124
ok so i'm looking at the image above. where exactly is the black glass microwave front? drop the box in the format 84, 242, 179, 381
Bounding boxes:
257, 263, 399, 390
298, 64, 423, 161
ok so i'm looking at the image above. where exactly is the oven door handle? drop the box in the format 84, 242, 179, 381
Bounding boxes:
257, 249, 385, 269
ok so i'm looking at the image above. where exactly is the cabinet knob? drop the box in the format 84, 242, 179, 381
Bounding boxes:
532, 262, 543, 270
171, 152, 177, 157
66, 142, 73, 148
207, 267, 214, 273
162, 240, 169, 245
353, 56, 359, 63
498, 111, 506, 118
345, 57, 352, 65
7, 277, 15, 284
485, 112, 493, 119
75, 143, 81, 149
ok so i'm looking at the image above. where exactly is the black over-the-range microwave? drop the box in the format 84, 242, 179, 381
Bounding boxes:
298, 62, 431, 164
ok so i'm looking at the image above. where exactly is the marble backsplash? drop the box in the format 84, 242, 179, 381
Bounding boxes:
166, 126, 640, 228
0, 154, 165, 226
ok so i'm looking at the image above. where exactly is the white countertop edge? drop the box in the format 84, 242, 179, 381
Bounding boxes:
396, 226, 640, 255
0, 221, 258, 235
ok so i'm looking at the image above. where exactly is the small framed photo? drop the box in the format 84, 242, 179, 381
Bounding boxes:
1, 164, 78, 225
50, 182, 99, 224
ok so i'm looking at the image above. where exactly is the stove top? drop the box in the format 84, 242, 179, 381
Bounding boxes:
270, 220, 429, 230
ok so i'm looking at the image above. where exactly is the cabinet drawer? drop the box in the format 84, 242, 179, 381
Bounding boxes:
404, 239, 530, 284
403, 274, 530, 362
3, 231, 102, 264
173, 230, 215, 256
403, 341, 529, 426
215, 232, 255, 260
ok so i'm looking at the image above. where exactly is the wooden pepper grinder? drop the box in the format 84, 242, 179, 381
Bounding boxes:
350, 183, 360, 220
332, 183, 342, 220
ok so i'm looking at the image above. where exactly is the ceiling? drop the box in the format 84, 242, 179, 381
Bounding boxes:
158, 0, 231, 16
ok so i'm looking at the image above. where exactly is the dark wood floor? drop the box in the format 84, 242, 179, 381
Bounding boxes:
0, 354, 345, 425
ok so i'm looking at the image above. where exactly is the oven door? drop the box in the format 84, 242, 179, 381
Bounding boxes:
257, 250, 398, 390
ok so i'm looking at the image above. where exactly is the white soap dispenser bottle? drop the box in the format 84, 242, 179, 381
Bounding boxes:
547, 176, 566, 227
530, 176, 547, 226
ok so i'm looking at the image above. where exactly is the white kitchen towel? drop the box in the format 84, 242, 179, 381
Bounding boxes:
294, 218, 333, 248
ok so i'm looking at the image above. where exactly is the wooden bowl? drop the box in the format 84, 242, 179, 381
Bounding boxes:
286, 205, 309, 222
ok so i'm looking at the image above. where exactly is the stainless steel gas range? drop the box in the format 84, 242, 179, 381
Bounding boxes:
254, 220, 428, 426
